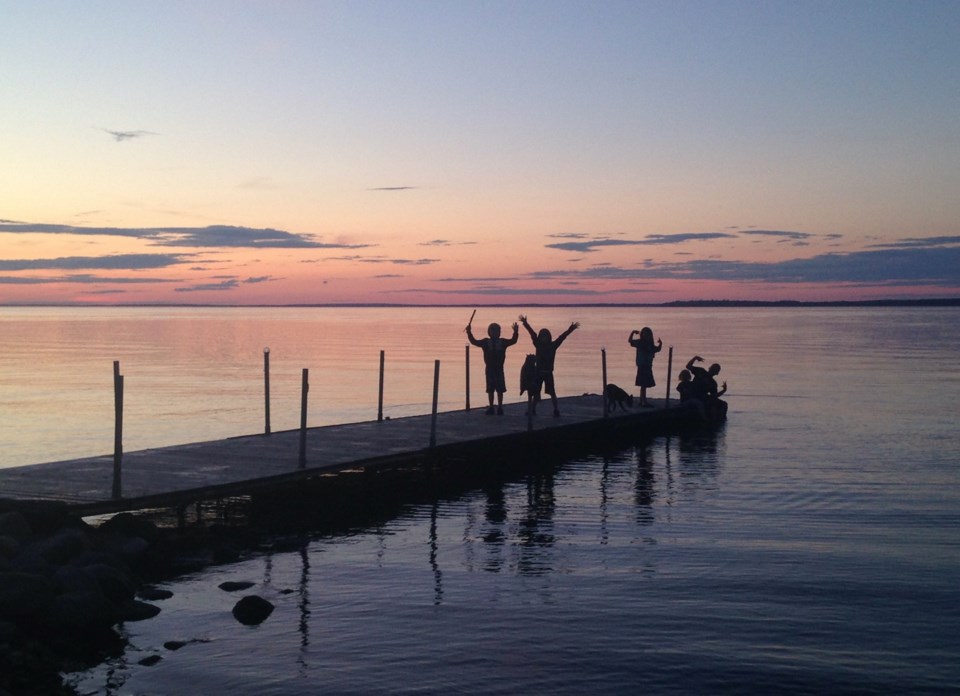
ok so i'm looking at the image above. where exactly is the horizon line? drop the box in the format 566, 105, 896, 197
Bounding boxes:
2, 298, 959, 309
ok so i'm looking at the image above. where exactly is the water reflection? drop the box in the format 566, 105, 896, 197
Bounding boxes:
481, 480, 507, 572
79, 428, 731, 694
634, 440, 656, 526
675, 425, 725, 492
517, 470, 556, 575
429, 501, 443, 605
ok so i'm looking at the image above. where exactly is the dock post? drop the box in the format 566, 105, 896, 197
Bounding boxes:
263, 347, 271, 435
378, 350, 385, 422
465, 344, 470, 411
299, 368, 309, 469
601, 348, 608, 417
112, 361, 123, 499
430, 360, 440, 447
665, 346, 674, 404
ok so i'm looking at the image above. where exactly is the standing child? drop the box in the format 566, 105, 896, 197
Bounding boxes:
629, 327, 662, 407
518, 315, 579, 417
466, 318, 519, 415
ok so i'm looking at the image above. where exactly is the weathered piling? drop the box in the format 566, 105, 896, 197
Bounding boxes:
263, 347, 271, 435
113, 360, 123, 499
299, 368, 309, 469
665, 346, 674, 403
465, 344, 471, 411
601, 348, 609, 417
430, 360, 440, 447
378, 350, 385, 422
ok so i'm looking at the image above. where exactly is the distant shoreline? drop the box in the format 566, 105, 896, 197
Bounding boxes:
2, 298, 959, 309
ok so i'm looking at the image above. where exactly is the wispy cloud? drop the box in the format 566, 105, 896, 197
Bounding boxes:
172, 274, 278, 293
523, 246, 960, 287
867, 236, 960, 250
175, 279, 239, 292
0, 253, 191, 271
0, 274, 180, 285
0, 222, 371, 249
367, 186, 418, 191
399, 284, 610, 296
546, 232, 736, 253
99, 128, 157, 142
433, 243, 960, 289
418, 239, 477, 247
327, 254, 439, 265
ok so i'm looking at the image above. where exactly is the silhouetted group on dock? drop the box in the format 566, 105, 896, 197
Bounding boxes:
466, 314, 728, 422
467, 314, 579, 417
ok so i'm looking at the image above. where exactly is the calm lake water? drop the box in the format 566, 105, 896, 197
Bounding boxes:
2, 306, 958, 694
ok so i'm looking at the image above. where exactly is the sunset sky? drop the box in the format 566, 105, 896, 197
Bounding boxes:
3, 1, 959, 305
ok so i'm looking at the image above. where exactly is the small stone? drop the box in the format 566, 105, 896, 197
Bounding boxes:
231, 595, 274, 626
218, 581, 255, 592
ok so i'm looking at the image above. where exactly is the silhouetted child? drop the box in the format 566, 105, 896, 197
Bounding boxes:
628, 327, 662, 407
467, 319, 519, 415
686, 355, 728, 420
518, 315, 579, 417
676, 369, 695, 403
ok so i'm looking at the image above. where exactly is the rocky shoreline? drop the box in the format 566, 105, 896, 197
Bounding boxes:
0, 503, 273, 696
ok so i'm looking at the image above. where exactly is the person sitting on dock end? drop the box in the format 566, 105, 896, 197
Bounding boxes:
519, 315, 579, 417
686, 355, 728, 420
676, 369, 695, 403
467, 319, 519, 415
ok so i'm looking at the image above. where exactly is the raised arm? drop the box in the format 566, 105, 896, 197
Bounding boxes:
504, 322, 520, 346
465, 325, 483, 348
554, 321, 580, 347
518, 315, 538, 341
686, 355, 703, 370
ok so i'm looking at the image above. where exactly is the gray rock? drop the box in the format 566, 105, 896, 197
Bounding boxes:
32, 528, 92, 565
84, 563, 136, 603
219, 580, 255, 592
44, 590, 117, 632
0, 512, 31, 542
54, 564, 101, 595
116, 599, 161, 622
0, 535, 19, 561
138, 586, 174, 601
99, 512, 160, 544
231, 595, 274, 625
0, 571, 56, 619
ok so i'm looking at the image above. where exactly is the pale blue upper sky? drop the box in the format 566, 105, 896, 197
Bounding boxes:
2, 1, 959, 304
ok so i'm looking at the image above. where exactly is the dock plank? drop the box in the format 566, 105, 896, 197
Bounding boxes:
0, 395, 697, 515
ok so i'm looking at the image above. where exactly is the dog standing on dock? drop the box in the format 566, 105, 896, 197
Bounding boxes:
604, 383, 634, 411
520, 354, 541, 414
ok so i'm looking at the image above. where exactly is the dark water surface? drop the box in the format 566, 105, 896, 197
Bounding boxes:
4, 306, 956, 694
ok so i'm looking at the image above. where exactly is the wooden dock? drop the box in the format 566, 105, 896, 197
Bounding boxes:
0, 395, 702, 517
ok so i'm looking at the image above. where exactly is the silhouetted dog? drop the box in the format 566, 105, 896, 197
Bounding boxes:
604, 383, 634, 411
520, 354, 541, 412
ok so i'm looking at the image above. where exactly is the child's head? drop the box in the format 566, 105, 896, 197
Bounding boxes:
487, 323, 501, 339
678, 369, 691, 383
537, 328, 552, 343
640, 327, 653, 342
708, 363, 721, 375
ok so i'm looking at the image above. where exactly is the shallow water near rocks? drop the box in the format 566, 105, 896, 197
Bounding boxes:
2, 306, 957, 694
